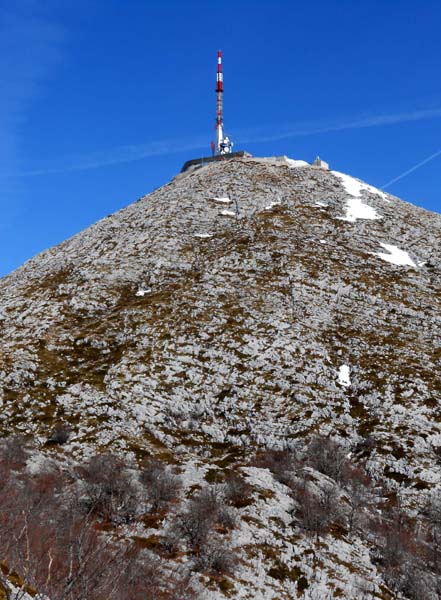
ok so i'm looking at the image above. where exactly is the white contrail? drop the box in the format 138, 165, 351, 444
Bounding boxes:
0, 138, 208, 178
2, 107, 441, 178
381, 148, 441, 189
241, 107, 441, 145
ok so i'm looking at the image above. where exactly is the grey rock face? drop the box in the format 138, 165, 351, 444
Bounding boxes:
2, 156, 441, 599
0, 156, 440, 483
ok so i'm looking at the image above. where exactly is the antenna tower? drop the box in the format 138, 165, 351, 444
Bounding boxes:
213, 51, 234, 156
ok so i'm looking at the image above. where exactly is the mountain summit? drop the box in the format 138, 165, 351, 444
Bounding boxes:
1, 155, 440, 598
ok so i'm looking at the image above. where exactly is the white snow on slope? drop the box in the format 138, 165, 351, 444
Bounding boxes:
338, 364, 351, 387
211, 196, 232, 204
332, 171, 389, 202
332, 171, 385, 222
220, 210, 236, 217
193, 233, 212, 239
286, 158, 309, 168
374, 243, 417, 267
264, 200, 281, 210
135, 288, 150, 297
339, 198, 380, 222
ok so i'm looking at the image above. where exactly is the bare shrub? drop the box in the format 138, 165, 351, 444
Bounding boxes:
195, 537, 236, 576
372, 500, 428, 596
223, 471, 254, 507
81, 453, 137, 522
177, 486, 235, 552
0, 456, 200, 600
109, 547, 167, 600
340, 463, 373, 535
167, 573, 202, 600
421, 491, 441, 573
203, 486, 236, 531
295, 480, 342, 539
306, 435, 348, 483
398, 564, 435, 600
353, 435, 377, 459
1, 434, 29, 468
159, 525, 182, 557
176, 501, 214, 551
253, 448, 298, 486
217, 503, 237, 531
139, 457, 181, 512
46, 423, 70, 445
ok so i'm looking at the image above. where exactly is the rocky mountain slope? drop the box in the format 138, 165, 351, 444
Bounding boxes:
0, 155, 440, 599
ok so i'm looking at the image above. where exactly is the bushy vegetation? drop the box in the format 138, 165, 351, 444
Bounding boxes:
3, 431, 441, 599
255, 434, 441, 599
0, 437, 245, 599
0, 439, 199, 600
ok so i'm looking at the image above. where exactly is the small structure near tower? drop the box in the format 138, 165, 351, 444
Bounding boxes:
312, 156, 330, 170
181, 51, 248, 173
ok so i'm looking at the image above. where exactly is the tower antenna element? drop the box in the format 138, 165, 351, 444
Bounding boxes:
213, 50, 234, 156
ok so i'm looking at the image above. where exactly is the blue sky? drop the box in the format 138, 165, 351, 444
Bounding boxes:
1, 0, 440, 275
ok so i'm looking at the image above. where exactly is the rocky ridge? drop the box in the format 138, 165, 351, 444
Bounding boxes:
0, 155, 440, 598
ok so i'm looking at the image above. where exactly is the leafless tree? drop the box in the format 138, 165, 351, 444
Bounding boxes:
341, 462, 373, 535
223, 471, 254, 507
295, 480, 342, 539
398, 564, 435, 600
306, 435, 348, 484
422, 491, 441, 573
195, 536, 236, 575
253, 447, 298, 486
0, 451, 203, 600
139, 456, 181, 512
176, 486, 235, 553
107, 546, 166, 600
80, 453, 137, 522
1, 434, 29, 468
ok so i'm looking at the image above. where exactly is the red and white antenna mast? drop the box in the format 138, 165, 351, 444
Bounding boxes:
213, 50, 233, 156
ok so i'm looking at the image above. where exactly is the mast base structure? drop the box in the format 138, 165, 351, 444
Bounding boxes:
181, 151, 251, 173
181, 50, 247, 173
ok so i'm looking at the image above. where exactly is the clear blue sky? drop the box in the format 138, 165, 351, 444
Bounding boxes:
1, 0, 440, 275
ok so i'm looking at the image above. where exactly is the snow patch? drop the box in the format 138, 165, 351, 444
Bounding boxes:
332, 171, 384, 222
135, 288, 150, 297
374, 243, 417, 268
285, 157, 309, 168
264, 200, 281, 210
338, 364, 351, 387
332, 171, 390, 202
211, 196, 232, 204
193, 233, 212, 239
220, 210, 236, 217
338, 198, 381, 223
